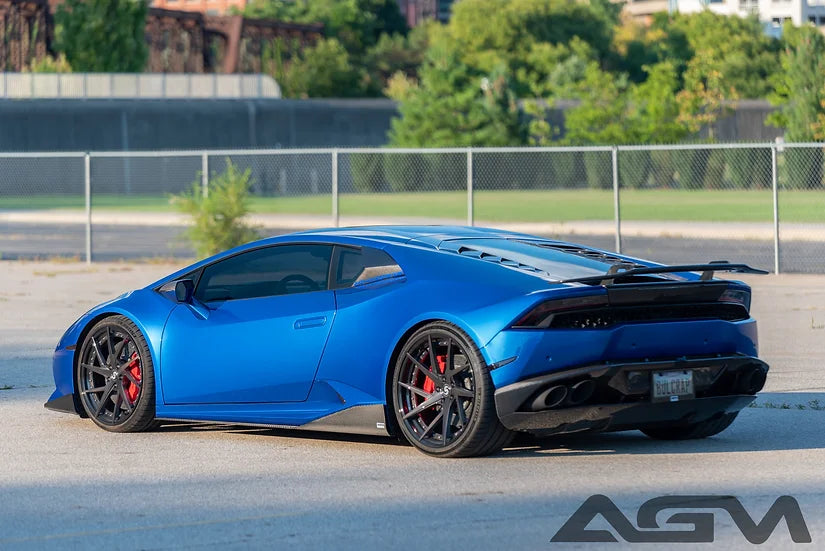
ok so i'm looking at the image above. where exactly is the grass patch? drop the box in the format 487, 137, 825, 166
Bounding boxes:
2, 189, 825, 223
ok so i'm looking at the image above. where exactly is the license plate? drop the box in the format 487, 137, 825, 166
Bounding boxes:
652, 370, 694, 402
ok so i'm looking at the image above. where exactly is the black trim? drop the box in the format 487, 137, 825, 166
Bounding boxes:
500, 395, 755, 435
44, 393, 80, 415
562, 263, 768, 285
157, 404, 389, 437
494, 355, 768, 435
329, 245, 360, 290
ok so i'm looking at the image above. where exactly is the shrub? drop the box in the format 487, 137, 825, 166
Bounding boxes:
782, 148, 824, 190
383, 153, 429, 192
702, 150, 726, 189
583, 151, 612, 189
650, 150, 676, 188
726, 148, 771, 189
618, 150, 651, 189
672, 149, 707, 190
350, 153, 386, 192
172, 160, 260, 258
549, 152, 584, 189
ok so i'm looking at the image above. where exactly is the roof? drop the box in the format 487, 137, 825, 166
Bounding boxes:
295, 225, 534, 246
295, 225, 647, 281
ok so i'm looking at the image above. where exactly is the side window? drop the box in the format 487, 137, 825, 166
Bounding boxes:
333, 246, 402, 289
195, 244, 332, 302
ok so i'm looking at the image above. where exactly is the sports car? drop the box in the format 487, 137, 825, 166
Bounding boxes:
46, 226, 769, 457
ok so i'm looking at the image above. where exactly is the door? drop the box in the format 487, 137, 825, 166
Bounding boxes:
159, 244, 335, 404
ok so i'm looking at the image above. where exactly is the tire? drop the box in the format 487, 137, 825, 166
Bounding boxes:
391, 322, 512, 457
76, 315, 156, 432
641, 412, 739, 441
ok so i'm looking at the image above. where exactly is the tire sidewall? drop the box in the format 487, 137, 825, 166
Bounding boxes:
391, 322, 492, 456
76, 315, 155, 432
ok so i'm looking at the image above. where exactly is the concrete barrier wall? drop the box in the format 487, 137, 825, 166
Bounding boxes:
0, 98, 399, 152
0, 98, 782, 153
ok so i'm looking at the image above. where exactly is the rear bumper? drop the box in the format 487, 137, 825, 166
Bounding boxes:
494, 355, 768, 435
499, 394, 755, 435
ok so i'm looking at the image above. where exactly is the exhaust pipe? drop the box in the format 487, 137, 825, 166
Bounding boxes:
736, 367, 767, 394
566, 379, 597, 406
530, 385, 568, 411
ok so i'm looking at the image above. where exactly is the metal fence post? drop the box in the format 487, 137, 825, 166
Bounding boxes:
771, 145, 780, 274
612, 146, 621, 254
201, 152, 209, 198
84, 153, 92, 264
332, 149, 339, 227
467, 148, 474, 226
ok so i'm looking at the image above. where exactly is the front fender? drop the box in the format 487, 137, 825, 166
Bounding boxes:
49, 289, 176, 408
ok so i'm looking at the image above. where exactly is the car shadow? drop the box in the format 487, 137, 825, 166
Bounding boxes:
499, 391, 825, 458
152, 391, 825, 458
155, 421, 406, 448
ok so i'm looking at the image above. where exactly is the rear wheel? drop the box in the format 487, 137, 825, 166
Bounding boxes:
76, 315, 156, 432
391, 322, 511, 457
641, 412, 739, 440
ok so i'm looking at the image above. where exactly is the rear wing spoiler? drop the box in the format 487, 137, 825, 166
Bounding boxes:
561, 261, 769, 286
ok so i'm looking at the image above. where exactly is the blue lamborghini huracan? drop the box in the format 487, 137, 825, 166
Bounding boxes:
46, 226, 769, 457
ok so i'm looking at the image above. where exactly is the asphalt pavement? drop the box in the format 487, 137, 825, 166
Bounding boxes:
0, 263, 824, 550
5, 220, 825, 272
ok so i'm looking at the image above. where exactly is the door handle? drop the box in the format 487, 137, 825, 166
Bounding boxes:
294, 316, 327, 330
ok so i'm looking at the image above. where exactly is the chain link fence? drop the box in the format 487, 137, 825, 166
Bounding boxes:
1, 144, 823, 272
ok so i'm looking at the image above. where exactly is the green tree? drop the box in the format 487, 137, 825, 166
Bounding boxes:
54, 0, 148, 72
770, 23, 825, 141
559, 61, 686, 146
244, 0, 407, 54
362, 22, 431, 95
676, 49, 735, 139
613, 13, 691, 84
663, 12, 780, 99
282, 38, 365, 98
446, 0, 613, 96
387, 33, 524, 147
770, 23, 825, 189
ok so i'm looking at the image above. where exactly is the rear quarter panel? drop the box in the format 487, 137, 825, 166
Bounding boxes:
313, 245, 549, 401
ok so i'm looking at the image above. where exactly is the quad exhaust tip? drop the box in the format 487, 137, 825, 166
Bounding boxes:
529, 379, 598, 411
566, 379, 597, 406
530, 385, 567, 411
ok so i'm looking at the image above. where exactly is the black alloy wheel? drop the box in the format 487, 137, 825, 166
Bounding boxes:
76, 315, 156, 432
392, 322, 511, 457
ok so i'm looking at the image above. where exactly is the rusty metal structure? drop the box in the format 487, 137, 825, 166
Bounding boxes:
203, 15, 322, 74
0, 0, 50, 71
0, 0, 322, 74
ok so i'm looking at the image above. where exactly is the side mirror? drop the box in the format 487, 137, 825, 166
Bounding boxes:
174, 279, 195, 304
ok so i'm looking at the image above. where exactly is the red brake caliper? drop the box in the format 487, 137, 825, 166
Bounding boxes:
121, 351, 142, 403
422, 355, 447, 394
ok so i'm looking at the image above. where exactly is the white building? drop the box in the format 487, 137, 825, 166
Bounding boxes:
623, 0, 825, 36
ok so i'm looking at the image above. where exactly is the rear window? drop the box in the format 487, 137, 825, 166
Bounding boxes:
333, 246, 402, 289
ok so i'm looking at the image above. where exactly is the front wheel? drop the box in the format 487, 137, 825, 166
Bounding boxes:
641, 412, 739, 440
76, 315, 156, 432
391, 322, 512, 457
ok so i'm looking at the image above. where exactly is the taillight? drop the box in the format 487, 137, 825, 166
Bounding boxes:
719, 288, 751, 312
513, 295, 608, 328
